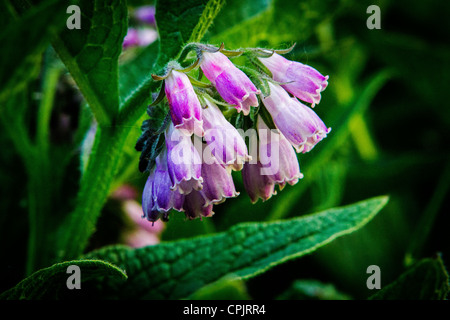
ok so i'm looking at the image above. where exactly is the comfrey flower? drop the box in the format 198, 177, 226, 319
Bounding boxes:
137, 42, 331, 223
258, 52, 329, 107
183, 190, 214, 220
164, 70, 204, 136
242, 161, 276, 203
142, 149, 185, 223
241, 116, 303, 203
199, 145, 240, 205
202, 96, 251, 171
165, 122, 203, 194
257, 116, 303, 188
262, 82, 330, 153
200, 51, 260, 115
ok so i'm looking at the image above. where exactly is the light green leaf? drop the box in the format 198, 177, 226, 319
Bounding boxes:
155, 0, 225, 68
53, 0, 128, 125
205, 0, 272, 42
369, 255, 449, 300
84, 196, 388, 299
0, 260, 127, 300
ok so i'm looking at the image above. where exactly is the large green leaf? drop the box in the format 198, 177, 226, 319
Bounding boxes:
207, 0, 341, 49
369, 255, 449, 300
83, 196, 388, 299
0, 0, 66, 104
0, 260, 127, 300
52, 0, 128, 125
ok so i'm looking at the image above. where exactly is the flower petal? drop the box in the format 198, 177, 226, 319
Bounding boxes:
165, 123, 203, 194
165, 70, 204, 136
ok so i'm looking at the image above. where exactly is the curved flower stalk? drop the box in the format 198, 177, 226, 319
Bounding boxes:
200, 51, 260, 115
202, 96, 251, 171
165, 122, 203, 195
262, 82, 330, 153
258, 52, 329, 107
164, 70, 204, 136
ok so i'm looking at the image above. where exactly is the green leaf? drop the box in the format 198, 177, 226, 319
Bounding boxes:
205, 0, 272, 41
155, 0, 225, 68
84, 196, 388, 299
0, 259, 127, 300
207, 0, 339, 49
135, 103, 170, 173
276, 279, 352, 300
369, 255, 449, 300
0, 0, 66, 104
52, 0, 128, 125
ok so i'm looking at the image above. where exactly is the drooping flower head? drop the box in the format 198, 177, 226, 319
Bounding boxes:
259, 52, 329, 107
142, 149, 185, 223
138, 42, 332, 223
200, 51, 260, 115
262, 82, 330, 153
202, 96, 251, 171
164, 69, 204, 136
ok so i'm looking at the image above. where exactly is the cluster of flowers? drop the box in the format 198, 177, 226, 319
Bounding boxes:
140, 44, 330, 223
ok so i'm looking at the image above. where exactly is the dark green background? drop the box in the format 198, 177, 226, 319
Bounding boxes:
1, 0, 449, 299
